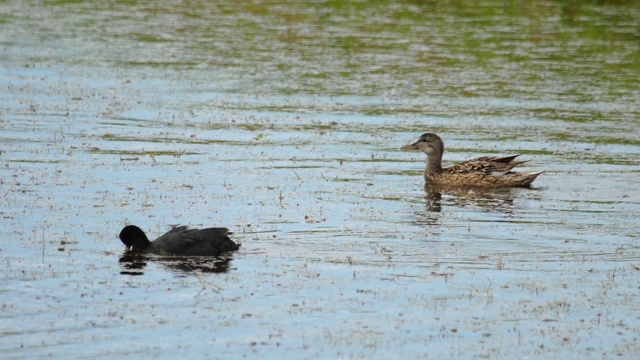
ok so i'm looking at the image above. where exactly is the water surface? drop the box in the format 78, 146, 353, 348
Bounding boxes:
1, 0, 640, 358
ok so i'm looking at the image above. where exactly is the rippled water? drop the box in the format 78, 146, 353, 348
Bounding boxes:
2, 0, 640, 358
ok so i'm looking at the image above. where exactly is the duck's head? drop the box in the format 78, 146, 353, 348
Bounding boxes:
401, 133, 444, 157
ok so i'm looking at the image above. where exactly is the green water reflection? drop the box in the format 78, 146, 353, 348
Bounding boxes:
4, 0, 639, 108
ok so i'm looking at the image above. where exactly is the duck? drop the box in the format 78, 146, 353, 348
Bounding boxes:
401, 133, 543, 187
119, 225, 240, 256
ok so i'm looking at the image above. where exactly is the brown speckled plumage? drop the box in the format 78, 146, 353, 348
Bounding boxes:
401, 133, 543, 187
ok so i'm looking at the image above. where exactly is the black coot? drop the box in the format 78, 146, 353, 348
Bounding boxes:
119, 225, 239, 256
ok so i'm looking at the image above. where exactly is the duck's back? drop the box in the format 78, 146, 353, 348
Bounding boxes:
149, 226, 239, 256
430, 155, 542, 187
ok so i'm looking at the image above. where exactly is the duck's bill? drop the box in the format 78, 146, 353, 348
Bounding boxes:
401, 142, 419, 150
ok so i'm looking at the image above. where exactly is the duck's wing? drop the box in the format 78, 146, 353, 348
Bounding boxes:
447, 155, 527, 176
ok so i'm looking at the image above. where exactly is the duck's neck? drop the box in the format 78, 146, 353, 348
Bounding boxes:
425, 153, 443, 175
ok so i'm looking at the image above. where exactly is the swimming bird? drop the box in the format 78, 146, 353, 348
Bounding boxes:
119, 225, 240, 256
401, 133, 543, 187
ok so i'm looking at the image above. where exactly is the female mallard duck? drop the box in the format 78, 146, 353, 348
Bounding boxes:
401, 133, 543, 187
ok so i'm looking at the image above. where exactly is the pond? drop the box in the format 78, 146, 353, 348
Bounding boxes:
1, 0, 640, 358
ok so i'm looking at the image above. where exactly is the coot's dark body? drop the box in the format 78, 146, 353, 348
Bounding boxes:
119, 225, 239, 256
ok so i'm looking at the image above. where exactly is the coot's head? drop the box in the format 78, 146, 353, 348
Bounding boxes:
119, 225, 151, 251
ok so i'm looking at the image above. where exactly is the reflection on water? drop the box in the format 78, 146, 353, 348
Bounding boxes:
424, 189, 443, 213
119, 252, 235, 275
412, 184, 520, 226
424, 184, 517, 214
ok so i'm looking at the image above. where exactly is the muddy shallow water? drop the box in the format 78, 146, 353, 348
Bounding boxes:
2, 0, 640, 358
